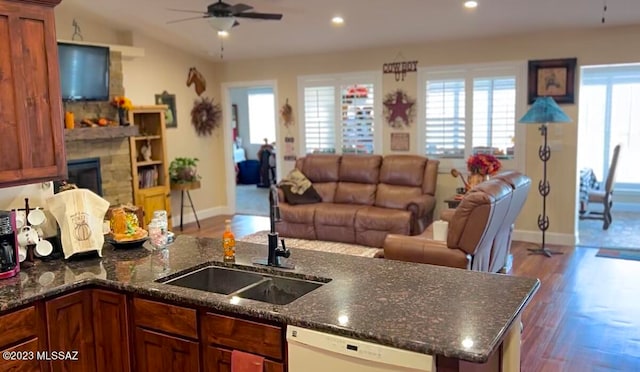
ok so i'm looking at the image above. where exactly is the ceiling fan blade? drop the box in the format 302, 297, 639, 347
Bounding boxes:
166, 8, 207, 14
235, 12, 283, 20
167, 15, 208, 24
228, 3, 253, 14
233, 20, 240, 27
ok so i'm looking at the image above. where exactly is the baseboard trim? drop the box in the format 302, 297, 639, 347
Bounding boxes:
512, 229, 576, 246
171, 206, 231, 228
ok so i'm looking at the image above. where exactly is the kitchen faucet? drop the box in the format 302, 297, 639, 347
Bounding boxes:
253, 185, 294, 269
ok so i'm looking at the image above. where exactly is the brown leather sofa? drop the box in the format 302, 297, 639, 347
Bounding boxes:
276, 154, 439, 248
383, 177, 516, 271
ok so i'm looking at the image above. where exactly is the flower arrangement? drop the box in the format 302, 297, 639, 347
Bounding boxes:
169, 157, 201, 184
111, 96, 133, 111
467, 153, 502, 176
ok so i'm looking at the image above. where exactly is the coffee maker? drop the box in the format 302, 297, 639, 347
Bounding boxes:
0, 210, 19, 279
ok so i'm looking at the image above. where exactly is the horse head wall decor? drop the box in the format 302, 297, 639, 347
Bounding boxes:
186, 67, 207, 96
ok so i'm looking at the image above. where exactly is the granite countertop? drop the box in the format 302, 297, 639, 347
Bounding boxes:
0, 235, 539, 363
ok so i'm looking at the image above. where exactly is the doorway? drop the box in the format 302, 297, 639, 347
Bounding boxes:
576, 63, 640, 249
223, 81, 279, 217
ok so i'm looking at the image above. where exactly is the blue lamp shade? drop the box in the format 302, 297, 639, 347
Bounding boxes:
519, 97, 572, 124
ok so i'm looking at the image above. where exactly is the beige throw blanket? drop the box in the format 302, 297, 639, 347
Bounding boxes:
278, 169, 312, 195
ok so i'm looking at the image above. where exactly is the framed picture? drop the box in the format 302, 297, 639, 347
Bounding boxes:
527, 58, 577, 104
231, 104, 238, 129
390, 132, 410, 152
155, 91, 177, 128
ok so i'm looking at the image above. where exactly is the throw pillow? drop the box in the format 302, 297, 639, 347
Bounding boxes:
280, 184, 322, 205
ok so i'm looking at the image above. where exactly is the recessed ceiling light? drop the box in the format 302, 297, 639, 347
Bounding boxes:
332, 16, 344, 25
464, 1, 478, 9
217, 30, 229, 37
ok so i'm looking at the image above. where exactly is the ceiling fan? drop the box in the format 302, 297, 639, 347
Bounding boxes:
167, 0, 283, 31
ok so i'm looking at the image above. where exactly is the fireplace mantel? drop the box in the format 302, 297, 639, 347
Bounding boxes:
64, 126, 139, 142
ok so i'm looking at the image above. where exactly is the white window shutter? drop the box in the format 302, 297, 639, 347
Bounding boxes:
425, 79, 466, 158
472, 77, 516, 157
304, 86, 336, 154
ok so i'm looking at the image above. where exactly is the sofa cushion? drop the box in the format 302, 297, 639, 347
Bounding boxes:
335, 182, 376, 205
355, 206, 412, 247
312, 182, 337, 203
301, 154, 341, 182
315, 203, 367, 244
374, 183, 423, 210
379, 155, 427, 186
339, 155, 382, 184
315, 203, 364, 227
279, 203, 316, 224
281, 185, 322, 205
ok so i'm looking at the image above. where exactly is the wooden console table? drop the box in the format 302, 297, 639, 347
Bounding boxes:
171, 181, 201, 231
444, 195, 464, 209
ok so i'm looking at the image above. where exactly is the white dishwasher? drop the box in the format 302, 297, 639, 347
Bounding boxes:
286, 325, 436, 372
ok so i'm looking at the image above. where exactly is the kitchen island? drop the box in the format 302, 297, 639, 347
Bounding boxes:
0, 235, 539, 371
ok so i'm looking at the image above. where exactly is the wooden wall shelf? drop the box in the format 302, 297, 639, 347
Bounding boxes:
65, 126, 139, 142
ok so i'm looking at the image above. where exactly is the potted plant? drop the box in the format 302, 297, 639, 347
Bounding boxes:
169, 157, 201, 189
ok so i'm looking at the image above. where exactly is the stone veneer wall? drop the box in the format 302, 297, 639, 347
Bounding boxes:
65, 139, 133, 205
63, 50, 133, 205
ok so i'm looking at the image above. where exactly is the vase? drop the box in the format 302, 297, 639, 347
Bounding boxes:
118, 108, 129, 126
467, 173, 488, 191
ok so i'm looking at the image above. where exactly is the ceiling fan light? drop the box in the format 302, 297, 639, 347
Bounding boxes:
464, 1, 478, 9
217, 30, 229, 37
208, 16, 236, 31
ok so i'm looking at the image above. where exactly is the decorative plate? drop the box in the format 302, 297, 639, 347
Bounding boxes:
105, 236, 148, 249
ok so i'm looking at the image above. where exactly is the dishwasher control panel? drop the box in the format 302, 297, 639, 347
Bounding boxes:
286, 325, 435, 371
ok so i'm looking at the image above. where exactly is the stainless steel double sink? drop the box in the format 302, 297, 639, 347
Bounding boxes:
157, 265, 329, 305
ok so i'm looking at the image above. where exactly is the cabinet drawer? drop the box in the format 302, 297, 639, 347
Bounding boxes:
201, 313, 283, 360
133, 298, 197, 339
0, 306, 37, 347
0, 338, 42, 372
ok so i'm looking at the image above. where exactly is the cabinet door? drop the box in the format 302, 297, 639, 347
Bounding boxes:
136, 186, 172, 227
0, 1, 65, 187
92, 290, 130, 372
134, 327, 199, 372
45, 291, 95, 372
0, 338, 45, 372
204, 346, 284, 372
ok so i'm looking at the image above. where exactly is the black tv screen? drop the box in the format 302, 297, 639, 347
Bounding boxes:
58, 42, 110, 101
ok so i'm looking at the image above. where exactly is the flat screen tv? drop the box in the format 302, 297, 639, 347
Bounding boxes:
58, 42, 110, 101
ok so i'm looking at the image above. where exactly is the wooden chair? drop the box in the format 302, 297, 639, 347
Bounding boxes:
580, 144, 621, 230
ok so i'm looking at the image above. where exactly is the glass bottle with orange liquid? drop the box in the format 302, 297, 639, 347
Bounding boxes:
222, 219, 235, 262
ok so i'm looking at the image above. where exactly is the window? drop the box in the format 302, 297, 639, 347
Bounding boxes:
248, 89, 276, 145
580, 64, 640, 189
299, 72, 381, 154
419, 63, 526, 170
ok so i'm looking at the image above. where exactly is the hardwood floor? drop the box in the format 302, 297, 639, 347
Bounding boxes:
179, 215, 640, 371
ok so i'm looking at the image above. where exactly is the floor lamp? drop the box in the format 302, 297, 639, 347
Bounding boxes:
518, 97, 571, 257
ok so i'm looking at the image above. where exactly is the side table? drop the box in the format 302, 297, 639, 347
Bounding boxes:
171, 181, 201, 231
444, 195, 464, 209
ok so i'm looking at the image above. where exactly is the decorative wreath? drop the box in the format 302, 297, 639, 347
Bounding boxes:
191, 96, 221, 136
383, 89, 416, 128
280, 98, 294, 128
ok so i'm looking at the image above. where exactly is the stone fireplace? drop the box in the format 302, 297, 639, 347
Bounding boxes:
65, 137, 133, 205
61, 50, 136, 206
65, 157, 103, 196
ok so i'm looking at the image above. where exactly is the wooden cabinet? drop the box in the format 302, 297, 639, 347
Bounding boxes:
0, 0, 66, 187
92, 290, 130, 372
134, 328, 200, 372
129, 106, 172, 228
132, 298, 199, 372
0, 305, 48, 372
204, 346, 284, 372
45, 291, 95, 372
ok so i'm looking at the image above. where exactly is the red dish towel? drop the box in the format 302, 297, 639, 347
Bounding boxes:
231, 350, 264, 372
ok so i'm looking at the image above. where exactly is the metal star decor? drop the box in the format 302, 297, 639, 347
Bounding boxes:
383, 89, 415, 128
